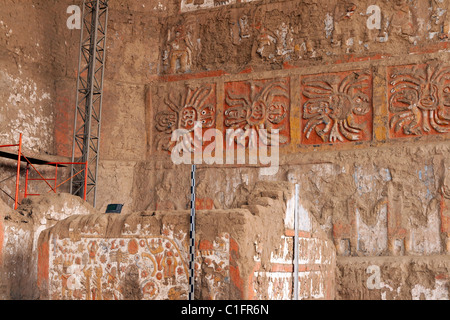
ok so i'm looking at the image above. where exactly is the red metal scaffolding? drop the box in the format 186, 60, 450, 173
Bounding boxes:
0, 134, 88, 210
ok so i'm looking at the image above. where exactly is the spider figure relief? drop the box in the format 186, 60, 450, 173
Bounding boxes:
301, 70, 372, 144
224, 78, 290, 147
154, 84, 216, 152
389, 62, 450, 137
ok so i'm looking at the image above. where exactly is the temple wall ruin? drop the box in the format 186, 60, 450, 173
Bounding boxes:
1, 0, 450, 300
36, 182, 336, 300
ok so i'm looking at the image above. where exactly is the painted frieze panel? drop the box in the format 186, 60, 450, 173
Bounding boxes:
301, 70, 373, 145
48, 228, 231, 300
388, 62, 450, 138
153, 83, 217, 152
224, 78, 291, 146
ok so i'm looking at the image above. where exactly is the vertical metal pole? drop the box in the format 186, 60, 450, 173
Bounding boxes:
189, 165, 197, 301
82, 0, 99, 205
93, 2, 109, 208
70, 0, 109, 207
24, 163, 29, 199
54, 164, 58, 193
84, 162, 88, 201
70, 2, 86, 196
14, 134, 22, 210
294, 184, 300, 300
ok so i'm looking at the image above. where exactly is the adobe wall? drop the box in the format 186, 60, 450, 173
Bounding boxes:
45, 0, 449, 299
2, 0, 450, 300
337, 255, 450, 300
136, 0, 450, 299
0, 0, 76, 208
0, 197, 33, 300
37, 182, 336, 300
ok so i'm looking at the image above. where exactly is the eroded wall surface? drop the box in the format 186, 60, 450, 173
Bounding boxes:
48, 0, 449, 300
0, 0, 77, 208
0, 198, 33, 299
337, 256, 450, 300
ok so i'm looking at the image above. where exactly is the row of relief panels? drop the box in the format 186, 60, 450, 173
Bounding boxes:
150, 60, 450, 152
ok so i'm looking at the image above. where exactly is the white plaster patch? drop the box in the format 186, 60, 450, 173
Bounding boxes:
285, 195, 312, 232
412, 280, 449, 300
253, 271, 326, 300
0, 71, 53, 152
325, 13, 334, 39
180, 0, 259, 12
181, 0, 236, 12
153, 2, 167, 11
355, 203, 388, 255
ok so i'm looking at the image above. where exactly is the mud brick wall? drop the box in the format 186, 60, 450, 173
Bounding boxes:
142, 1, 450, 255
0, 1, 57, 208
0, 200, 5, 298
46, 0, 450, 216
37, 182, 336, 300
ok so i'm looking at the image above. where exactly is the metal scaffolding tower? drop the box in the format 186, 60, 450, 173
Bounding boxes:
70, 0, 109, 207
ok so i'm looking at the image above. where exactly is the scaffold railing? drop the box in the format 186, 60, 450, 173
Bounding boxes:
0, 134, 88, 210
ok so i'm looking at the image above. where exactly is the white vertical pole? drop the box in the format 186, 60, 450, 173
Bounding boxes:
294, 184, 300, 300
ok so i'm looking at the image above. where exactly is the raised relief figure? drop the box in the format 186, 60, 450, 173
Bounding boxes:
256, 22, 296, 63
154, 84, 216, 151
230, 14, 251, 45
331, 2, 358, 50
224, 78, 290, 146
302, 70, 372, 144
382, 0, 416, 44
164, 24, 195, 74
389, 62, 450, 136
441, 162, 450, 253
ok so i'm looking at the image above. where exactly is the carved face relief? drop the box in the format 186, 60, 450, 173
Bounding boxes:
224, 78, 290, 146
389, 63, 450, 137
301, 70, 372, 144
154, 84, 216, 152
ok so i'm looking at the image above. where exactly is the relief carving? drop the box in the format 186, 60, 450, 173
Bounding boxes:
230, 14, 252, 45
224, 78, 290, 146
163, 21, 199, 74
154, 84, 216, 151
384, 0, 416, 43
301, 70, 372, 144
429, 0, 450, 39
389, 62, 450, 137
256, 22, 297, 63
252, 9, 315, 64
441, 162, 450, 252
